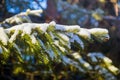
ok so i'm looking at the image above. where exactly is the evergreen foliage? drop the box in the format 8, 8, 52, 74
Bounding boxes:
0, 10, 119, 80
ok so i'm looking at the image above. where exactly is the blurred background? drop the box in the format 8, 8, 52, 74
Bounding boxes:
0, 0, 120, 79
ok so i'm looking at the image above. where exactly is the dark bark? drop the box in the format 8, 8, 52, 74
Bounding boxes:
105, 0, 118, 16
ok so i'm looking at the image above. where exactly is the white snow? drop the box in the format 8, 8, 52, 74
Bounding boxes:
103, 57, 112, 64
77, 28, 92, 41
72, 52, 81, 59
56, 32, 70, 48
0, 27, 9, 45
55, 24, 80, 32
88, 28, 110, 41
9, 30, 19, 43
54, 40, 66, 52
26, 9, 43, 16
108, 65, 119, 75
88, 28, 108, 35
30, 34, 37, 44
72, 52, 92, 70
57, 32, 69, 42
6, 22, 54, 34
14, 17, 22, 24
